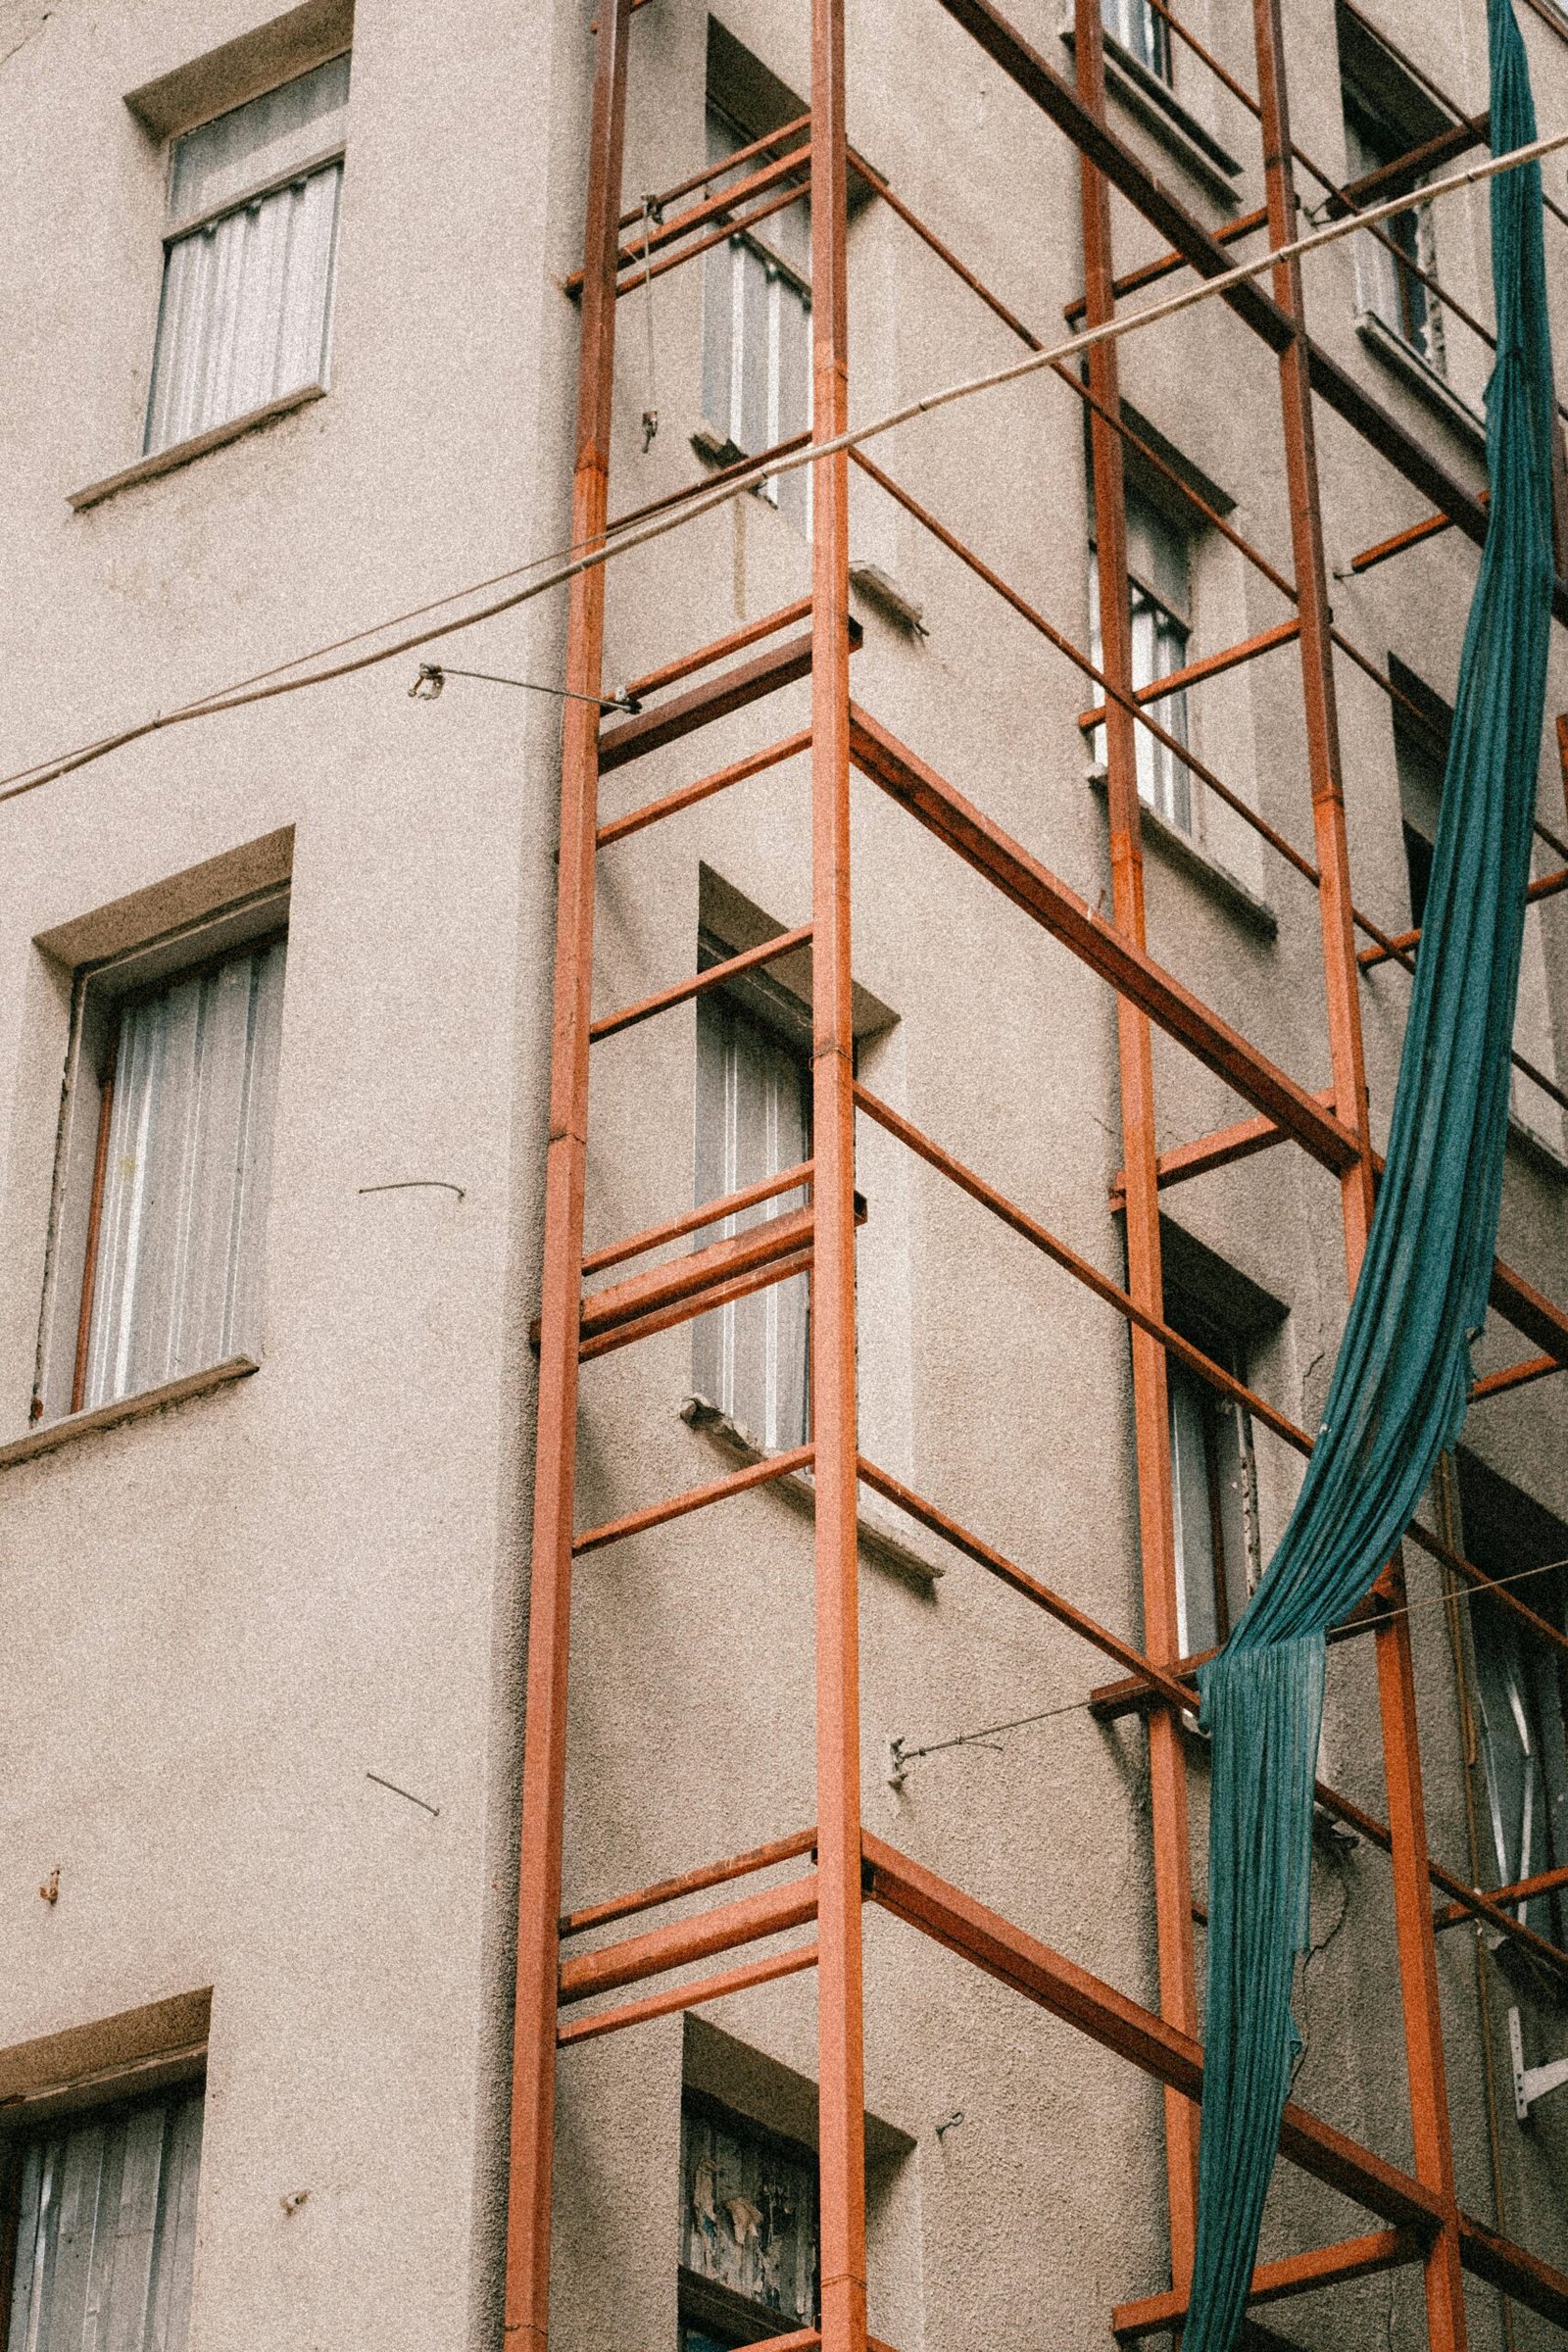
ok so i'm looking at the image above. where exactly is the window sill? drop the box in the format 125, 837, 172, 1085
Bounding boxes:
1, 1356, 259, 1470
680, 1396, 948, 1586
1352, 314, 1485, 454
1058, 20, 1244, 204
1507, 1110, 1568, 1180
1087, 766, 1278, 940
69, 385, 326, 512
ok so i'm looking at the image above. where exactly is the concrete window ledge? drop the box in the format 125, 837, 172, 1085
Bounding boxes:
0, 1356, 259, 1471
1353, 314, 1486, 454
69, 386, 326, 512
1087, 767, 1278, 940
1058, 20, 1244, 206
680, 1396, 949, 1587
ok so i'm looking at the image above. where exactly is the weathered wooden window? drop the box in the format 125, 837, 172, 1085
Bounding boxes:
37, 920, 287, 1423
3, 2084, 204, 2352
145, 54, 349, 456
678, 2091, 818, 2347
700, 104, 811, 533
692, 933, 810, 1452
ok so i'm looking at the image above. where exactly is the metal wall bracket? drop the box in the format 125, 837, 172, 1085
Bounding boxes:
1508, 2005, 1568, 2121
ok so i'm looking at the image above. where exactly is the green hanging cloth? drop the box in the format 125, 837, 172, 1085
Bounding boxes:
1181, 4, 1557, 2345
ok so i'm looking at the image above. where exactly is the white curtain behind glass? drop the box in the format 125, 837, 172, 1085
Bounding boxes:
82, 938, 285, 1410
693, 988, 810, 1452
144, 55, 348, 454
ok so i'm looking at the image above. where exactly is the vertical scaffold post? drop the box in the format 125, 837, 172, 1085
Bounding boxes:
1073, 0, 1201, 2289
503, 4, 633, 2344
809, 2, 868, 2348
1250, 3, 1466, 2344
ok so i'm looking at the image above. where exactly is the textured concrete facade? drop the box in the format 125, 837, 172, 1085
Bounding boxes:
3, 1, 1568, 2348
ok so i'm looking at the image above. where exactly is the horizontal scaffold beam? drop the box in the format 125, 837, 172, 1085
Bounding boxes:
847, 706, 1360, 1173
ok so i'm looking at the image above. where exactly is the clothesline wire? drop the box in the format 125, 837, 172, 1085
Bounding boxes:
892, 1548, 1568, 1766
4, 122, 1567, 807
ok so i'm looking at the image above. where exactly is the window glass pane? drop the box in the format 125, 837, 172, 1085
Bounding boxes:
692, 982, 809, 1451
145, 162, 342, 453
170, 54, 349, 221
82, 937, 285, 1408
7, 2087, 204, 2352
1102, 0, 1171, 78
700, 104, 810, 521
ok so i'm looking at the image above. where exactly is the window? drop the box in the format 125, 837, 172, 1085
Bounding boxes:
1090, 485, 1195, 831
692, 933, 810, 1452
39, 920, 286, 1423
1457, 1453, 1568, 1942
679, 2092, 818, 2347
1165, 1292, 1261, 1656
1102, 0, 1172, 83
3, 2083, 204, 2352
701, 104, 811, 532
144, 54, 349, 457
1337, 14, 1446, 375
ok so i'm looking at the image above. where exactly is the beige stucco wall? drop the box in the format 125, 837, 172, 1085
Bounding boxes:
3, 0, 1567, 2348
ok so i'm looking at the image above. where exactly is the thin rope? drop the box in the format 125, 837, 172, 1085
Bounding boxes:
4, 122, 1566, 808
893, 1549, 1568, 1767
641, 194, 661, 452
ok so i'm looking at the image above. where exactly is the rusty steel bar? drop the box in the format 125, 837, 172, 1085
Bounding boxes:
1256, 0, 1465, 2319
1063, 209, 1270, 320
1351, 507, 1462, 571
934, 0, 1568, 630
860, 1835, 1449, 2231
853, 1089, 1309, 1450
607, 430, 813, 541
1400, 1518, 1568, 1665
1435, 1861, 1568, 1930
1075, 616, 1302, 725
850, 448, 1319, 888
557, 1942, 820, 2047
579, 1203, 813, 1334
848, 708, 1361, 1170
558, 1873, 820, 2006
626, 598, 813, 703
590, 924, 813, 1043
598, 621, 858, 774
614, 183, 812, 297
580, 1240, 817, 1363
598, 728, 811, 849
1111, 2227, 1421, 2341
602, 142, 812, 283
561, 1828, 818, 1937
612, 111, 811, 232
809, 2, 867, 2342
582, 1159, 814, 1278
1359, 865, 1568, 966
503, 6, 631, 2344
571, 1446, 814, 1559
1468, 1351, 1563, 1402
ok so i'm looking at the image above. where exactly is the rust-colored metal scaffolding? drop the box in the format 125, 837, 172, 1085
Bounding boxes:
503, 1, 1568, 2344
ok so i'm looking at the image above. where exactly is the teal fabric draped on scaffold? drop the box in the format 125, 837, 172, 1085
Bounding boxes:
1180, 4, 1558, 2346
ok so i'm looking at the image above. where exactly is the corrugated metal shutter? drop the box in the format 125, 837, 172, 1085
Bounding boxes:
143, 54, 348, 456
7, 2087, 204, 2352
82, 936, 285, 1409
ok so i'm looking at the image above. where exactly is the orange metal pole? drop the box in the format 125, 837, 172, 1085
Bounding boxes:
809, 1, 867, 2345
1249, 2, 1466, 2341
501, 4, 632, 2345
1072, 0, 1200, 2287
